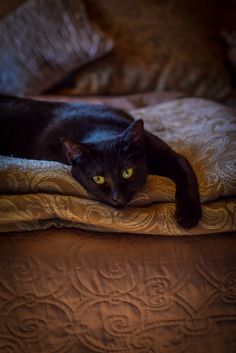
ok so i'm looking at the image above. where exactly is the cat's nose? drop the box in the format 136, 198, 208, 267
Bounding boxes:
111, 194, 125, 208
111, 198, 125, 208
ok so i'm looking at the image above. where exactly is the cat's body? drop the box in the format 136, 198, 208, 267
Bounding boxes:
0, 96, 201, 228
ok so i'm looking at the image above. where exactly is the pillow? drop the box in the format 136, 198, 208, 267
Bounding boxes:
58, 0, 230, 100
0, 98, 236, 235
0, 0, 113, 95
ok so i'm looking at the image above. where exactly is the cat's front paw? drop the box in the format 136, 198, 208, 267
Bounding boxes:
175, 194, 202, 229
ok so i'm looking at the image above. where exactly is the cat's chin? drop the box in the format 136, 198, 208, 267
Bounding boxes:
104, 200, 126, 209
89, 192, 131, 209
110, 202, 126, 209
97, 198, 128, 209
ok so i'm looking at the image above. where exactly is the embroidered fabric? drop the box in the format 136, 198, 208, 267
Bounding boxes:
0, 97, 236, 235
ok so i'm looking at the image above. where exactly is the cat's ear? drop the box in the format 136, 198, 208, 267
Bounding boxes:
122, 119, 144, 147
60, 138, 89, 165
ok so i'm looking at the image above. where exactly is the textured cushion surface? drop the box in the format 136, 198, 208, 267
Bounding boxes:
0, 228, 236, 353
60, 0, 230, 100
0, 98, 236, 235
0, 0, 112, 95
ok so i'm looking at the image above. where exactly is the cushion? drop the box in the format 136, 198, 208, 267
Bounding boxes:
33, 91, 184, 110
0, 228, 236, 353
0, 97, 236, 235
0, 0, 113, 95
58, 0, 230, 100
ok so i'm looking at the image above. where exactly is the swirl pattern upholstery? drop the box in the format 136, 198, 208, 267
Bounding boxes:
0, 98, 236, 235
0, 229, 236, 352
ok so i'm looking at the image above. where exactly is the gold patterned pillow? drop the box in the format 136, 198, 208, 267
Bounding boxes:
58, 0, 230, 100
0, 98, 236, 235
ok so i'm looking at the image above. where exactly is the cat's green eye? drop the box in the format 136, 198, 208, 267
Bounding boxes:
122, 168, 134, 180
93, 175, 105, 185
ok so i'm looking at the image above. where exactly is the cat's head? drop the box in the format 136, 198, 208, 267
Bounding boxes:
61, 120, 148, 208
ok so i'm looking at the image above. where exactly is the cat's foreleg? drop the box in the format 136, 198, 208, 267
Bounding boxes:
145, 131, 202, 229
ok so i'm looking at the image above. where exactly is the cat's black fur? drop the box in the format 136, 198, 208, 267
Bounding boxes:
0, 95, 201, 228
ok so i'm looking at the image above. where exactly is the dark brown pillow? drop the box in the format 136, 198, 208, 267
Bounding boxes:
61, 0, 230, 100
0, 0, 113, 95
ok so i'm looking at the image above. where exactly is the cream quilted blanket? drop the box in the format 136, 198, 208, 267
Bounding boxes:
0, 98, 236, 235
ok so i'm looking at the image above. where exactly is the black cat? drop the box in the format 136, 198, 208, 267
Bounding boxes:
0, 96, 201, 228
